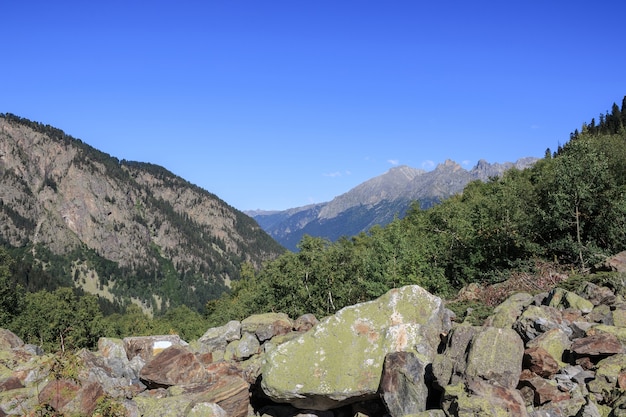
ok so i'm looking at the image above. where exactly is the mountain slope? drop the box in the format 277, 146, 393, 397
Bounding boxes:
0, 114, 285, 313
250, 158, 537, 251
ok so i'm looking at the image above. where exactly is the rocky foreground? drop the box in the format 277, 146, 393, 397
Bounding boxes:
3, 279, 626, 416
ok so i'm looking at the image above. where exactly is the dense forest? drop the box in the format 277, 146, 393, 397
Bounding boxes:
1, 97, 626, 352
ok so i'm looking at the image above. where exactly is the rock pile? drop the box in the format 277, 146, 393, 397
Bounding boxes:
2, 281, 626, 416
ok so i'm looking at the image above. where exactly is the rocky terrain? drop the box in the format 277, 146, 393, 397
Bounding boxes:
2, 252, 626, 416
249, 158, 538, 251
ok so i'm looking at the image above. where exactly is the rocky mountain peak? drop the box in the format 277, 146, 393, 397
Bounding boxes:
251, 157, 538, 251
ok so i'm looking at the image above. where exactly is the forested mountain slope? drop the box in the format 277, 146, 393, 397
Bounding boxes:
0, 114, 285, 314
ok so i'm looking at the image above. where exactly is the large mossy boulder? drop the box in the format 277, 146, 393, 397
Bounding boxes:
260, 285, 453, 410
484, 292, 534, 329
465, 327, 524, 389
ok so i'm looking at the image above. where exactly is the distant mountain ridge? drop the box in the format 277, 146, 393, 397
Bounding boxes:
0, 114, 285, 313
248, 158, 538, 251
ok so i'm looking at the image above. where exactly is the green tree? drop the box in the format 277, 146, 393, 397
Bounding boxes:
536, 138, 614, 268
103, 303, 154, 338
13, 288, 106, 351
0, 247, 24, 327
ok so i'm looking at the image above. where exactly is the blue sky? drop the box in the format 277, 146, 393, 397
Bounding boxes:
2, 1, 625, 211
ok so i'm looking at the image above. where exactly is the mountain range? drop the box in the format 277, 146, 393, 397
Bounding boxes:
247, 158, 538, 251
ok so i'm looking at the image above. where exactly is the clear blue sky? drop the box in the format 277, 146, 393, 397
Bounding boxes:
2, 1, 625, 211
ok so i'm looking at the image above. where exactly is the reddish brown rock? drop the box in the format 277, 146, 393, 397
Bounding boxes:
139, 346, 209, 388
38, 379, 80, 411
582, 282, 616, 306
0, 376, 24, 392
523, 347, 559, 378
205, 361, 244, 380
518, 375, 570, 406
294, 314, 319, 332
62, 381, 105, 416
605, 250, 626, 273
196, 352, 213, 366
576, 356, 595, 370
570, 333, 624, 357
561, 309, 584, 323
181, 374, 250, 417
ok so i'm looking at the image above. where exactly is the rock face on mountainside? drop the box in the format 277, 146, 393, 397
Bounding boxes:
0, 114, 284, 312
250, 158, 538, 251
4, 270, 626, 416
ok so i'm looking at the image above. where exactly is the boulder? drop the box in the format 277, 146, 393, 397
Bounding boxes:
604, 250, 626, 273
261, 285, 452, 410
187, 402, 228, 417
59, 380, 105, 416
432, 325, 481, 389
38, 379, 80, 411
569, 333, 624, 358
546, 288, 594, 314
0, 376, 23, 392
525, 328, 570, 368
133, 394, 198, 417
484, 292, 534, 329
587, 304, 613, 325
0, 329, 24, 351
98, 337, 136, 379
180, 374, 250, 417
441, 380, 528, 417
75, 348, 142, 399
379, 351, 429, 416
513, 305, 571, 343
134, 374, 249, 417
224, 332, 261, 361
523, 347, 559, 378
581, 282, 616, 306
587, 354, 626, 398
241, 313, 293, 342
518, 373, 570, 406
197, 320, 242, 353
587, 324, 626, 346
613, 309, 626, 328
139, 346, 209, 389
465, 326, 525, 389
124, 335, 188, 363
294, 314, 319, 332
